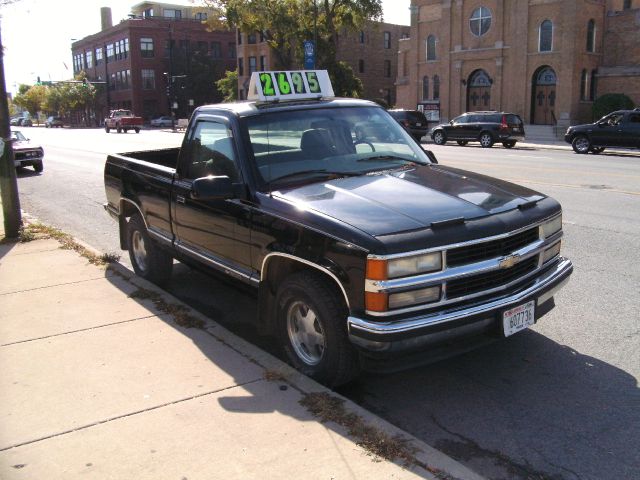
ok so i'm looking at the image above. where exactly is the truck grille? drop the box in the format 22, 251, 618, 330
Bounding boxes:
447, 227, 539, 267
14, 150, 41, 160
446, 256, 539, 299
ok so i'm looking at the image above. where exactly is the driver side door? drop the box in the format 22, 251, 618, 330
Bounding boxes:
172, 117, 254, 283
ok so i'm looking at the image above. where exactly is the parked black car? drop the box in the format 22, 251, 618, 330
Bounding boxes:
388, 109, 430, 142
431, 111, 525, 148
564, 108, 640, 154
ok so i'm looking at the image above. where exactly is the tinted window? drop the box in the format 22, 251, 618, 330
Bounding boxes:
184, 121, 239, 181
453, 116, 468, 124
505, 114, 522, 125
404, 111, 427, 123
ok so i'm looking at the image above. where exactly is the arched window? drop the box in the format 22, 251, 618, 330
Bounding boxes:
580, 69, 588, 100
426, 35, 436, 61
590, 69, 597, 101
433, 75, 440, 100
586, 20, 596, 52
539, 20, 553, 52
422, 76, 429, 100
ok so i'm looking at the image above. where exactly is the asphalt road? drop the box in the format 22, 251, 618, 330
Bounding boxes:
11, 126, 640, 480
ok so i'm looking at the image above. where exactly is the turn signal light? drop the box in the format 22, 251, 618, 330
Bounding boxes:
365, 292, 388, 312
366, 259, 388, 281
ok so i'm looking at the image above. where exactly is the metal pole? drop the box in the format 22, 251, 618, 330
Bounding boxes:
0, 23, 22, 237
313, 0, 317, 69
104, 44, 111, 113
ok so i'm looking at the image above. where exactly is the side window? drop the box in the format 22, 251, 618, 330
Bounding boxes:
184, 121, 239, 182
628, 114, 640, 123
453, 116, 467, 124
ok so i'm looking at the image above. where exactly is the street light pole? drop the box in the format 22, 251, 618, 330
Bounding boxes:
0, 23, 21, 237
313, 0, 317, 69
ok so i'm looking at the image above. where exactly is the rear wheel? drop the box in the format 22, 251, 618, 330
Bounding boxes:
134, 127, 140, 133
127, 214, 173, 285
479, 132, 494, 148
276, 271, 358, 387
457, 140, 468, 146
502, 141, 516, 148
432, 130, 447, 145
572, 135, 590, 154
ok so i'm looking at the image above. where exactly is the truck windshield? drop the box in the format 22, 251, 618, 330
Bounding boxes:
245, 106, 431, 187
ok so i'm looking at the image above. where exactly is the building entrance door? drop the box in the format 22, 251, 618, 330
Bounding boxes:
467, 70, 492, 111
532, 67, 557, 125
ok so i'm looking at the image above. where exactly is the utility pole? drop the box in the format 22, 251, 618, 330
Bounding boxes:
0, 23, 21, 238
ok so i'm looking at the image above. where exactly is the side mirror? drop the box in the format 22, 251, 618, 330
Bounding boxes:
449, 120, 454, 125
191, 175, 234, 200
421, 147, 438, 164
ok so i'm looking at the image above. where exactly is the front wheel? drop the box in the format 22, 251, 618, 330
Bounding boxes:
276, 271, 358, 387
572, 135, 590, 154
432, 130, 447, 145
33, 161, 43, 173
127, 214, 173, 285
502, 141, 516, 149
457, 140, 468, 146
105, 126, 110, 133
479, 132, 494, 148
116, 125, 122, 133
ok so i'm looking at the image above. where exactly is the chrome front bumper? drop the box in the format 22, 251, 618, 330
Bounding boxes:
348, 257, 573, 352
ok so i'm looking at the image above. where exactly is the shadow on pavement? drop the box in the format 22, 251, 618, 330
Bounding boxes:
338, 329, 639, 480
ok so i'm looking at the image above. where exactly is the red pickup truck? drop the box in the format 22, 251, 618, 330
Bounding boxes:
104, 109, 143, 134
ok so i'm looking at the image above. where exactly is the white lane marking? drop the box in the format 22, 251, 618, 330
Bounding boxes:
506, 155, 552, 159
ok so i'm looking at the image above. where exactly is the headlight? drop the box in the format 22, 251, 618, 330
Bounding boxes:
542, 241, 561, 263
540, 215, 562, 239
367, 251, 442, 280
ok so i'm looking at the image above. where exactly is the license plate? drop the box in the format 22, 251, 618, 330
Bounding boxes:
415, 123, 422, 127
512, 127, 520, 132
503, 300, 535, 337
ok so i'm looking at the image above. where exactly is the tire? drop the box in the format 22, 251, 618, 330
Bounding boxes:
45, 124, 50, 128
590, 146, 605, 154
432, 130, 447, 145
457, 140, 468, 146
116, 124, 122, 133
479, 132, 494, 148
105, 126, 110, 133
572, 135, 590, 154
33, 161, 43, 173
502, 141, 516, 148
276, 271, 359, 387
127, 214, 173, 285
134, 127, 140, 133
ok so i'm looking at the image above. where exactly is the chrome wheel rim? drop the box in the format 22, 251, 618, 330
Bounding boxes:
480, 134, 492, 147
575, 137, 589, 152
286, 300, 326, 366
131, 231, 148, 272
434, 132, 444, 144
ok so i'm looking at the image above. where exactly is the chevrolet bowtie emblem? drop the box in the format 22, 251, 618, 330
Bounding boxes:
499, 254, 521, 269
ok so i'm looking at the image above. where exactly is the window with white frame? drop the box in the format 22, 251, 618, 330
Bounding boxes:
163, 9, 181, 19
140, 37, 154, 57
470, 7, 492, 36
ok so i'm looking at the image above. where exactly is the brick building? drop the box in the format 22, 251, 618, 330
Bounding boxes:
396, 0, 639, 127
71, 1, 235, 120
236, 21, 410, 105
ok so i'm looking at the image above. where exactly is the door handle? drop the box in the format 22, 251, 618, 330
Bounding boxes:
176, 195, 186, 204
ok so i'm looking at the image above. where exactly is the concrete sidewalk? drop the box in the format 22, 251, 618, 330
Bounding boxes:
0, 214, 484, 480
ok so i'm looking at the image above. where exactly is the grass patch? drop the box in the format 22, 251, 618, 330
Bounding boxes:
18, 223, 120, 266
300, 392, 454, 479
130, 287, 204, 329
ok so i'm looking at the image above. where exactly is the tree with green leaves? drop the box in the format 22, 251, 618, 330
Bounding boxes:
216, 69, 239, 102
202, 0, 383, 97
13, 84, 47, 123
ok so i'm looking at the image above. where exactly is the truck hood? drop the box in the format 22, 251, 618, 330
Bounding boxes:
273, 165, 545, 237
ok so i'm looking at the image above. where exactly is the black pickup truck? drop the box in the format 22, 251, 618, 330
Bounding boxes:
565, 108, 640, 153
104, 72, 572, 386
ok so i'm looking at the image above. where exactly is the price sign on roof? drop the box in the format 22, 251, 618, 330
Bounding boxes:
248, 70, 334, 102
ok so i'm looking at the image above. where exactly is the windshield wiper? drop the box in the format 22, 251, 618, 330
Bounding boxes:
270, 169, 360, 185
357, 155, 420, 163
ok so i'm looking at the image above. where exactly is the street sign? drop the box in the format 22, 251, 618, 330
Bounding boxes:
303, 40, 315, 70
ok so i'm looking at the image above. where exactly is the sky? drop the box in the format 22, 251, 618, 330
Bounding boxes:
1, 0, 410, 96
